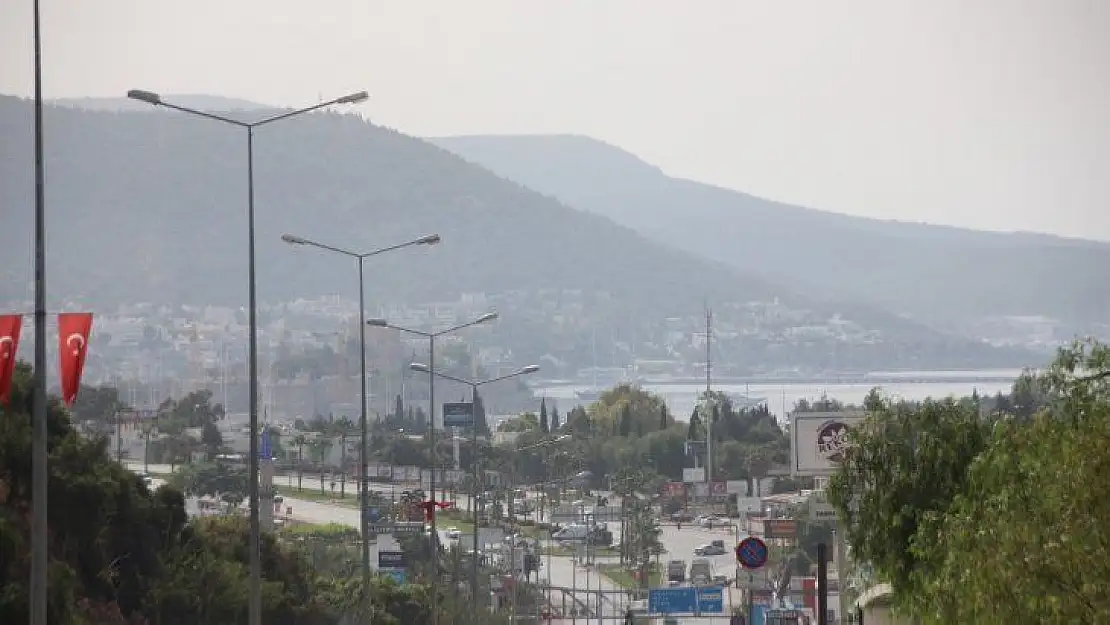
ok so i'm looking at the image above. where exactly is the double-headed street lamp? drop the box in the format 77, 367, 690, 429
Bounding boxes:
281, 232, 440, 597
127, 88, 368, 625
366, 312, 498, 625
409, 362, 541, 599
510, 434, 572, 621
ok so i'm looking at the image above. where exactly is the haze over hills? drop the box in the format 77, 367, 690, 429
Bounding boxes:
430, 134, 1110, 336
51, 94, 273, 113
0, 95, 1037, 371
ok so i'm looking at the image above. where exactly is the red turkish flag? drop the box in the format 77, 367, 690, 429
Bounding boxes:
0, 314, 22, 404
57, 313, 93, 406
421, 500, 454, 521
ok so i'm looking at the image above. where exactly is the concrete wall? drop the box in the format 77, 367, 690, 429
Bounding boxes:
858, 584, 916, 625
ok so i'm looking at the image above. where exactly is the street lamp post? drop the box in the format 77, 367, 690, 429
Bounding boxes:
281, 233, 440, 601
127, 88, 368, 625
367, 312, 499, 625
511, 435, 572, 620
409, 363, 541, 600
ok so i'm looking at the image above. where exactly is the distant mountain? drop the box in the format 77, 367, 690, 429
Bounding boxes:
51, 95, 273, 113
0, 96, 1035, 370
430, 134, 1110, 330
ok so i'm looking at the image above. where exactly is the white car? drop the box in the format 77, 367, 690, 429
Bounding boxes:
446, 527, 461, 539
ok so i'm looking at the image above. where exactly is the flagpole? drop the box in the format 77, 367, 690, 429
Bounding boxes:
30, 0, 50, 622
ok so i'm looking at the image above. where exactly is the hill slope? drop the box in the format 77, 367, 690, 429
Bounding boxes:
0, 96, 1033, 370
430, 134, 1109, 330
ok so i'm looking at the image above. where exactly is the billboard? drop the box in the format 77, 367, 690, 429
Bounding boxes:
763, 519, 798, 539
790, 411, 866, 476
442, 402, 474, 428
682, 467, 705, 483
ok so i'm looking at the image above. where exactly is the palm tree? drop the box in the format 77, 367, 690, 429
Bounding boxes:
308, 438, 332, 495
292, 434, 308, 491
334, 416, 356, 497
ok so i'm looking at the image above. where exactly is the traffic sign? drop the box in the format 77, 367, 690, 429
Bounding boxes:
259, 431, 272, 460
695, 586, 724, 613
647, 586, 725, 614
443, 402, 474, 427
378, 550, 406, 568
649, 587, 696, 614
736, 536, 769, 570
380, 569, 406, 585
369, 522, 425, 535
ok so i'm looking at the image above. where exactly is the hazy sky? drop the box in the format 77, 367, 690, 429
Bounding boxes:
2, 0, 1108, 240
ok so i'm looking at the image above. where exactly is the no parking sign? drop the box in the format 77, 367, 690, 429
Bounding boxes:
735, 536, 768, 570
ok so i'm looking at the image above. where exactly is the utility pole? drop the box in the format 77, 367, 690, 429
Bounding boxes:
705, 307, 713, 488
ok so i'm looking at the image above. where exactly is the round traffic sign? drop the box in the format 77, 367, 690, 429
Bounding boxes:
736, 536, 768, 570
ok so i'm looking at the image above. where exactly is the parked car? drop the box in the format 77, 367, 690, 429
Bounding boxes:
666, 559, 686, 583
446, 527, 461, 539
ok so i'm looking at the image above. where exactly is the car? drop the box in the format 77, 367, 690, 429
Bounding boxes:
446, 527, 461, 539
694, 540, 727, 556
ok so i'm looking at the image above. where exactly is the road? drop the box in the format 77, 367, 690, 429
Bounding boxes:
138, 462, 751, 622
537, 521, 750, 624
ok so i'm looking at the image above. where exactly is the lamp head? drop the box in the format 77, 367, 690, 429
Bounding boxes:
127, 89, 162, 105
366, 318, 389, 327
410, 363, 430, 373
475, 312, 499, 324
418, 234, 441, 246
520, 365, 540, 374
337, 91, 370, 104
281, 234, 307, 245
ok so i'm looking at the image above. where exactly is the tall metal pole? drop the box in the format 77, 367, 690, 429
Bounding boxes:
358, 258, 372, 607
705, 308, 713, 489
428, 334, 438, 625
30, 0, 49, 622
116, 409, 123, 462
470, 382, 481, 600
246, 127, 262, 625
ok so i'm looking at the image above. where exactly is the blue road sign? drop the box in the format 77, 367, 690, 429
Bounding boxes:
259, 431, 272, 460
737, 536, 769, 570
443, 402, 475, 427
649, 587, 697, 614
380, 569, 406, 585
648, 587, 725, 614
696, 586, 725, 614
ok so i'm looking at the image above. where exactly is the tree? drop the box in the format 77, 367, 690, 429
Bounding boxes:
473, 390, 489, 437
827, 396, 990, 600
904, 341, 1110, 623
497, 412, 539, 432
201, 420, 224, 458
619, 403, 632, 436
539, 398, 549, 433
687, 407, 701, 441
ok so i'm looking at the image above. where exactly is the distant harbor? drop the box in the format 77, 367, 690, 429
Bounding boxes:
535, 369, 1022, 421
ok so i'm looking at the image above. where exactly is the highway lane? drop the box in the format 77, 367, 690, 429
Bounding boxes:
138, 462, 750, 622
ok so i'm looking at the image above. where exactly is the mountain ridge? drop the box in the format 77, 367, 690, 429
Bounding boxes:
0, 95, 1037, 371
430, 133, 1110, 329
